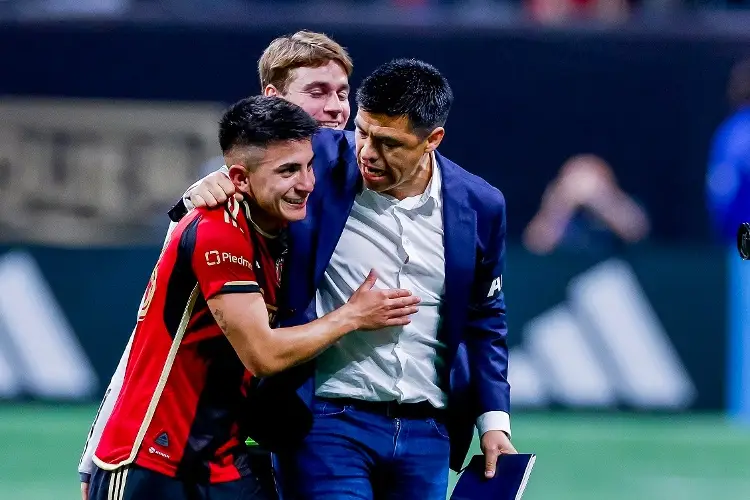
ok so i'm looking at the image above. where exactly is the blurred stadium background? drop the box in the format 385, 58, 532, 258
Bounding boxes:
2, 0, 750, 498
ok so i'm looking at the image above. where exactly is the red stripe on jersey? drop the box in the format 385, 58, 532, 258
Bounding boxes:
94, 199, 282, 483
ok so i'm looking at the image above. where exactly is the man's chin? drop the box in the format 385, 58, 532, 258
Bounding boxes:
280, 204, 307, 222
363, 178, 393, 193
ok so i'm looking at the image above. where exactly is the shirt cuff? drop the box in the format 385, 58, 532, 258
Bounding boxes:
476, 411, 511, 438
183, 193, 195, 211
168, 199, 188, 222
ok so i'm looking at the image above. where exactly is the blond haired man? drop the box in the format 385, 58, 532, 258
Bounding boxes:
260, 30, 352, 130
78, 30, 354, 500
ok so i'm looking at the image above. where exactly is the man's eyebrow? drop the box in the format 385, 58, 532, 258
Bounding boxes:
354, 119, 401, 142
377, 135, 403, 145
301, 81, 349, 91
301, 81, 330, 90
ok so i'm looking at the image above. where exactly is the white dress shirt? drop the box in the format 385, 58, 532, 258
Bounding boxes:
315, 155, 510, 437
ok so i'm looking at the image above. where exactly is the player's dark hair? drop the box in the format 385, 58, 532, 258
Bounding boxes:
355, 58, 453, 136
218, 95, 318, 153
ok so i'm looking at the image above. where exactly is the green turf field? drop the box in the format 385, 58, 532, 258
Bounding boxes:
2, 404, 750, 499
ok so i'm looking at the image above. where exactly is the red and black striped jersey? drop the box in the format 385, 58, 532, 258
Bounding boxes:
93, 198, 284, 483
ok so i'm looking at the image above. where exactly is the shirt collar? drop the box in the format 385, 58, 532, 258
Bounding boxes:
423, 151, 442, 207
241, 198, 285, 239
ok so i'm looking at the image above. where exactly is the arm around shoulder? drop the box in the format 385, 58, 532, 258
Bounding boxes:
206, 270, 420, 377
163, 166, 232, 248
207, 292, 359, 377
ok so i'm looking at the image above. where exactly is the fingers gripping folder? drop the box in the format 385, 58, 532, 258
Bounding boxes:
738, 222, 750, 260
450, 454, 536, 500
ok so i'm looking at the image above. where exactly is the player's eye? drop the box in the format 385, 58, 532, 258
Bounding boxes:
283, 165, 304, 178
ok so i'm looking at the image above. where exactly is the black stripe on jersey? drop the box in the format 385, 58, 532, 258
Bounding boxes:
218, 282, 261, 295
175, 336, 249, 482
163, 215, 201, 337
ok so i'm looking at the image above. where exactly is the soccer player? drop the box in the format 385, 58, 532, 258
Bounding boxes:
78, 30, 355, 498
83, 96, 420, 500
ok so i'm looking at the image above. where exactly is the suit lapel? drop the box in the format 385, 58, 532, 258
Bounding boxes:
282, 132, 357, 314
440, 153, 477, 353
282, 217, 314, 312
312, 133, 361, 287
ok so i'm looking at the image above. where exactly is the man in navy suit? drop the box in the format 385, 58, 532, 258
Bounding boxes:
184, 59, 517, 500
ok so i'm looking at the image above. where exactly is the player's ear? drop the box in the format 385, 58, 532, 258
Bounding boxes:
263, 85, 280, 97
228, 164, 251, 194
423, 127, 445, 154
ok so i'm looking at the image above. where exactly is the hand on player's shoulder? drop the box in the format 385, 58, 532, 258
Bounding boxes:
189, 171, 238, 209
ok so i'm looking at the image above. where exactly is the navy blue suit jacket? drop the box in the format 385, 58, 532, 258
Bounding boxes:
249, 129, 511, 472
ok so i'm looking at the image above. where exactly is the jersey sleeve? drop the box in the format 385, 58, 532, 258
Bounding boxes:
190, 206, 260, 300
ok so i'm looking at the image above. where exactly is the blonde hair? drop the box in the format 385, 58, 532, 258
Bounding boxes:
258, 31, 353, 93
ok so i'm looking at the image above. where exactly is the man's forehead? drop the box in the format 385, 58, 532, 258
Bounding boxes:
249, 140, 312, 163
355, 112, 412, 136
289, 62, 349, 88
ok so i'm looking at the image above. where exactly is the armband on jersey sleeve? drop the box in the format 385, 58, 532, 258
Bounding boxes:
191, 209, 260, 300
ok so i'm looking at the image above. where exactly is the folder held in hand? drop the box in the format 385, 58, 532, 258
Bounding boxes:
451, 453, 536, 500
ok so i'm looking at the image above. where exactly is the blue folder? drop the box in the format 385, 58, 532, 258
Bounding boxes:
451, 453, 536, 500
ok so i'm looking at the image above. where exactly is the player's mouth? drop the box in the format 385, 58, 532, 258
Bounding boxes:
362, 165, 387, 181
282, 196, 307, 207
319, 121, 342, 129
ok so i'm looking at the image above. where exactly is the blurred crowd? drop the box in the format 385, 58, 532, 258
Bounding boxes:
4, 0, 750, 24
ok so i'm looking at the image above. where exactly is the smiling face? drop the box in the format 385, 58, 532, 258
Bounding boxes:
219, 96, 319, 232
258, 31, 354, 130
266, 60, 351, 130
229, 139, 315, 229
354, 110, 444, 199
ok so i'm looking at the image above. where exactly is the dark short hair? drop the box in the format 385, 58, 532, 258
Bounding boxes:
218, 95, 318, 153
355, 58, 453, 135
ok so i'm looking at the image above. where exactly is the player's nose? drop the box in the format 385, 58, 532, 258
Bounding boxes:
359, 138, 379, 163
323, 93, 343, 114
297, 166, 315, 193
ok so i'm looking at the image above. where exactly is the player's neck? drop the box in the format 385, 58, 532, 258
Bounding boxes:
244, 201, 283, 238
